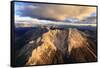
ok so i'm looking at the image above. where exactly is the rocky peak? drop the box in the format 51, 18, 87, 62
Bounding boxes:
15, 28, 97, 66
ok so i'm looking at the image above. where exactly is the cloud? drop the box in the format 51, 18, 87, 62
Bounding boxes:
16, 2, 96, 21
15, 15, 56, 24
15, 16, 39, 22
15, 15, 96, 28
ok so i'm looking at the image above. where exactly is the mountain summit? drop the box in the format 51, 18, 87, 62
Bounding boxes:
15, 28, 97, 66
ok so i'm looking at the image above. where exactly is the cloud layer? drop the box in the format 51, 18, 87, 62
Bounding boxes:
16, 2, 96, 21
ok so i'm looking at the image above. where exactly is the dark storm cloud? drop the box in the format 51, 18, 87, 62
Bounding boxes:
16, 3, 96, 21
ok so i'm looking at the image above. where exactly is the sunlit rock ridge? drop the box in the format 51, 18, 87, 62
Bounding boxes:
15, 28, 97, 66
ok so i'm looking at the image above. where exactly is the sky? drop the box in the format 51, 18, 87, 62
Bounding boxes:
14, 2, 97, 25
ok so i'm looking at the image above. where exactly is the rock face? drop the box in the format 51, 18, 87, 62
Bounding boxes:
15, 28, 97, 66
67, 29, 96, 62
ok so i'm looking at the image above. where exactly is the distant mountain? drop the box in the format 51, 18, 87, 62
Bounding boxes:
64, 18, 79, 23
63, 16, 96, 24
14, 27, 97, 66
79, 16, 96, 24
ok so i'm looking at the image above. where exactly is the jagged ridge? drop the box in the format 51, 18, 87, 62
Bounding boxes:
15, 28, 97, 66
